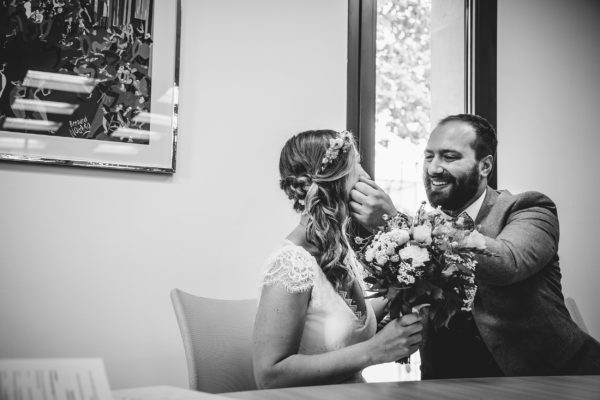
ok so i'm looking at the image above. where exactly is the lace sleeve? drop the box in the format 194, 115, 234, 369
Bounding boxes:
262, 246, 317, 294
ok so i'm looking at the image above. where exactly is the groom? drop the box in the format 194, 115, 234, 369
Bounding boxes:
350, 113, 600, 377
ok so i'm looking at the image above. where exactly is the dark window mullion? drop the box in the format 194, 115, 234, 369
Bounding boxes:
474, 0, 497, 189
347, 0, 376, 179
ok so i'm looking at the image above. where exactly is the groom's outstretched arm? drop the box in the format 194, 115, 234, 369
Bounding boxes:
349, 176, 397, 231
475, 193, 559, 286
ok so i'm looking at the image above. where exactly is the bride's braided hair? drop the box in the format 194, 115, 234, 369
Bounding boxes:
279, 130, 357, 289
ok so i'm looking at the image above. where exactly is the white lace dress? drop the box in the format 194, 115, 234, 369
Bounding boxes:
260, 239, 377, 383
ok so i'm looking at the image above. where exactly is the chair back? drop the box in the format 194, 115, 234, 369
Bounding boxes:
565, 297, 589, 334
170, 288, 258, 393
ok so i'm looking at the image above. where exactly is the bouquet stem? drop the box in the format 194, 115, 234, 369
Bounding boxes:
389, 296, 412, 364
416, 304, 433, 377
388, 298, 430, 365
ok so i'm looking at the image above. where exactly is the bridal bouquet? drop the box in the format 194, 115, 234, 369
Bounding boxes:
355, 202, 489, 331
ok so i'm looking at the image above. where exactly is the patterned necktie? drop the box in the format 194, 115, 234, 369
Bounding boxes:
458, 211, 475, 231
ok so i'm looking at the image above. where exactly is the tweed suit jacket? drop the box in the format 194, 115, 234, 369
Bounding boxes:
471, 187, 592, 375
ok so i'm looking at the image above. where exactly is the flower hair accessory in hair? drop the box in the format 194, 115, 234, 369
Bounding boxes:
321, 130, 354, 171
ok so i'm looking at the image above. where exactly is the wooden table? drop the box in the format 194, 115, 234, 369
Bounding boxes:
224, 376, 600, 400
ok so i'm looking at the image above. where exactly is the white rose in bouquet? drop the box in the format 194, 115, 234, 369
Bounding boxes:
398, 245, 430, 267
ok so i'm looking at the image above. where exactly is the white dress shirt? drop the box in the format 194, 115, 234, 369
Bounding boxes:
463, 188, 487, 221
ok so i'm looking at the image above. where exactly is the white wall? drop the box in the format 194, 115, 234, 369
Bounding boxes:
0, 0, 347, 389
498, 0, 600, 339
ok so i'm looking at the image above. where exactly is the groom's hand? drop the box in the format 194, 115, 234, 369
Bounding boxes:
350, 176, 397, 231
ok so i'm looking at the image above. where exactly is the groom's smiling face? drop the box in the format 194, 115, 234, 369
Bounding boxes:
423, 121, 483, 212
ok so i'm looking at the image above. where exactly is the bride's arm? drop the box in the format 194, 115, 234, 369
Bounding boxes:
253, 284, 422, 389
253, 284, 370, 388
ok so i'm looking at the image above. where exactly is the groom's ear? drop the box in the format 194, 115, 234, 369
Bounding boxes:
479, 155, 494, 178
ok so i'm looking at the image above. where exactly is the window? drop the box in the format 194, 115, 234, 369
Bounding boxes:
375, 0, 432, 212
348, 0, 497, 214
348, 0, 497, 380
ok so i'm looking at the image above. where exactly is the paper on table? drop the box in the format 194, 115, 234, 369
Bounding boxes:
113, 385, 236, 400
0, 358, 113, 400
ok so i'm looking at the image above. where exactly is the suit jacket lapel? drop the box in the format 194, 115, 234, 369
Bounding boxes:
475, 186, 499, 226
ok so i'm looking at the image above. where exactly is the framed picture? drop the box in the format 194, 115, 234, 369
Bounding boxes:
0, 0, 181, 173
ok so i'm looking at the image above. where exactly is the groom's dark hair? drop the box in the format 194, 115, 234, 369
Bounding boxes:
438, 114, 497, 160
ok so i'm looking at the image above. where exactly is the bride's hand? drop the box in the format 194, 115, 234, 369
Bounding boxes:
367, 313, 423, 364
349, 176, 397, 231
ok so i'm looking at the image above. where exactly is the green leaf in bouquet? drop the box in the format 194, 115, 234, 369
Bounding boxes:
429, 294, 462, 329
441, 263, 459, 277
456, 263, 475, 275
431, 287, 444, 301
386, 286, 402, 301
413, 280, 437, 298
439, 308, 458, 329
362, 262, 379, 274
366, 280, 388, 291
428, 306, 439, 327
363, 276, 379, 285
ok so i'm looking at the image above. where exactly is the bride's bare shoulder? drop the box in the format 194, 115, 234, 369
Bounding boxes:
285, 226, 319, 257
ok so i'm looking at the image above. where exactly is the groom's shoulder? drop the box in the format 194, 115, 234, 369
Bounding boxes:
495, 189, 557, 216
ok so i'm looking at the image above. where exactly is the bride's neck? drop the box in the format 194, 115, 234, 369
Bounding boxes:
299, 213, 310, 227
286, 214, 319, 256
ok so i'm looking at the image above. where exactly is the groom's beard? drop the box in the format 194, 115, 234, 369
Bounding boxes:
424, 165, 481, 213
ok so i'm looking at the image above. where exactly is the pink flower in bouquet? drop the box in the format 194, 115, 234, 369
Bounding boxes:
432, 221, 452, 237
412, 224, 433, 245
459, 230, 487, 250
388, 229, 411, 246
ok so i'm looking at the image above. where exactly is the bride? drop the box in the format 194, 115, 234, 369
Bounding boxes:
253, 129, 423, 388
